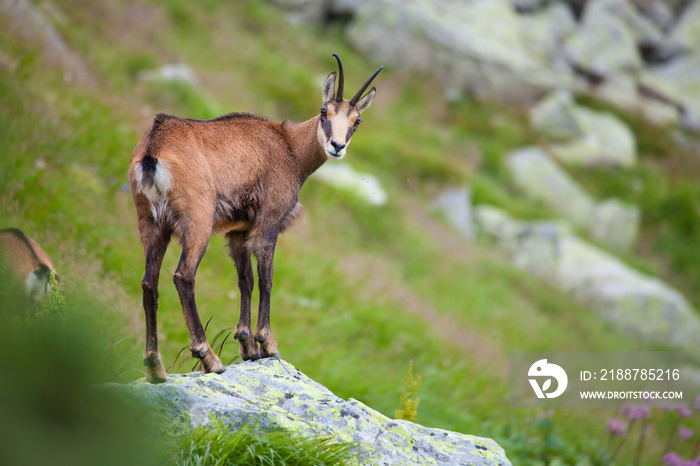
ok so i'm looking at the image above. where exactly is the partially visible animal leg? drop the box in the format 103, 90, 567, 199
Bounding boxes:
227, 232, 260, 361
140, 221, 171, 384
173, 229, 224, 374
254, 230, 280, 359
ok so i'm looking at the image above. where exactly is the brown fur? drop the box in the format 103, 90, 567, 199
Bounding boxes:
0, 228, 59, 302
129, 56, 381, 383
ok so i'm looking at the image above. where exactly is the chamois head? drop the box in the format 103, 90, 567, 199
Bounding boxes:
318, 54, 383, 159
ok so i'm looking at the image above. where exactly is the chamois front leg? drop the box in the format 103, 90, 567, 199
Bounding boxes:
173, 232, 225, 375
227, 232, 261, 361
254, 231, 280, 359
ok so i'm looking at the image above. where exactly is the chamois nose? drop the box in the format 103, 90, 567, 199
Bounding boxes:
330, 140, 346, 152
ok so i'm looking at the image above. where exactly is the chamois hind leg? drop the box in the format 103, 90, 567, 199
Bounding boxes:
173, 228, 224, 375
227, 232, 261, 361
139, 218, 171, 384
253, 230, 280, 359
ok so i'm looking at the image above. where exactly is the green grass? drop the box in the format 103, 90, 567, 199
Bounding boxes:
174, 421, 355, 466
2, 0, 699, 464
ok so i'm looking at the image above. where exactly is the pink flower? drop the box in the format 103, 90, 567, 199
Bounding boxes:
606, 418, 628, 437
679, 426, 694, 441
620, 405, 651, 420
678, 406, 693, 418
661, 452, 683, 466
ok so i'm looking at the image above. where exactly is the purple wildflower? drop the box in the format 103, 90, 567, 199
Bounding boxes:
679, 426, 694, 441
620, 404, 651, 420
678, 406, 693, 418
606, 418, 628, 437
659, 400, 678, 412
661, 452, 683, 466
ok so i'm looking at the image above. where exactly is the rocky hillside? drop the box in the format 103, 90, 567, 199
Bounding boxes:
272, 0, 700, 350
3, 0, 700, 463
276, 0, 700, 131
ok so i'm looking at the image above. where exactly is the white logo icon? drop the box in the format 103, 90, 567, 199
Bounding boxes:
528, 359, 568, 399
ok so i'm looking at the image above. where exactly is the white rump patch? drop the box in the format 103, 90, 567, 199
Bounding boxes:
25, 270, 49, 302
134, 158, 173, 205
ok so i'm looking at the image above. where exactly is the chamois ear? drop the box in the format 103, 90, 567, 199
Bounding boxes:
354, 87, 376, 114
322, 71, 337, 102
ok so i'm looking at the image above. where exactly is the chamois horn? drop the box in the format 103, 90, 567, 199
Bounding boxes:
350, 65, 384, 106
332, 53, 344, 102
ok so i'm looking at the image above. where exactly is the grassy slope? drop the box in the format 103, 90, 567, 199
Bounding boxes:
2, 0, 698, 463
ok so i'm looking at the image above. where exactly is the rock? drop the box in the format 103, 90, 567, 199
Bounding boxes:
312, 162, 387, 205
506, 147, 640, 248
633, 0, 676, 32
510, 0, 551, 12
268, 0, 325, 25
474, 205, 700, 348
138, 63, 199, 85
518, 3, 578, 71
529, 91, 585, 141
431, 187, 474, 239
557, 235, 700, 347
112, 359, 512, 465
563, 0, 644, 79
589, 0, 664, 47
346, 0, 575, 105
666, 0, 700, 56
506, 147, 595, 228
530, 90, 637, 167
591, 198, 640, 250
475, 205, 566, 280
641, 56, 700, 133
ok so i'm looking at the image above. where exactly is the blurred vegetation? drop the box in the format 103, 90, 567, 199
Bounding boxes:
1, 0, 699, 464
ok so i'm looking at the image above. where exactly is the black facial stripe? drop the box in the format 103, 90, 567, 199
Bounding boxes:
322, 118, 333, 140
345, 125, 354, 143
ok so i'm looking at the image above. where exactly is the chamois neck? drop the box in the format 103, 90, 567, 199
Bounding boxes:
282, 116, 326, 182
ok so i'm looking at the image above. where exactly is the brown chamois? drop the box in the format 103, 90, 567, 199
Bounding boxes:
0, 228, 59, 303
129, 54, 382, 383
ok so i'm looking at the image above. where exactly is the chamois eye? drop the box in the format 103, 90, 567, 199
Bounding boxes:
353, 119, 361, 130
320, 108, 327, 119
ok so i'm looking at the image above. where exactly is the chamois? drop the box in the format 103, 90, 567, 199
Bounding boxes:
130, 54, 382, 383
0, 228, 59, 303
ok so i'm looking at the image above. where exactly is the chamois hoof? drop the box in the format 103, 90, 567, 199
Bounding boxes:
239, 338, 261, 361
191, 345, 225, 374
144, 354, 167, 384
201, 350, 225, 375
259, 336, 279, 360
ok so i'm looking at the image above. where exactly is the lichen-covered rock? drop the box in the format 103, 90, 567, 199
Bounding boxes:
114, 359, 511, 465
530, 91, 637, 167
666, 0, 700, 56
474, 205, 700, 348
640, 56, 700, 133
506, 146, 596, 227
591, 198, 640, 251
346, 0, 574, 104
312, 162, 387, 205
563, 0, 643, 79
431, 187, 474, 239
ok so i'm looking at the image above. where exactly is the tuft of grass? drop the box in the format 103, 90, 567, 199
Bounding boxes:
174, 421, 356, 466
